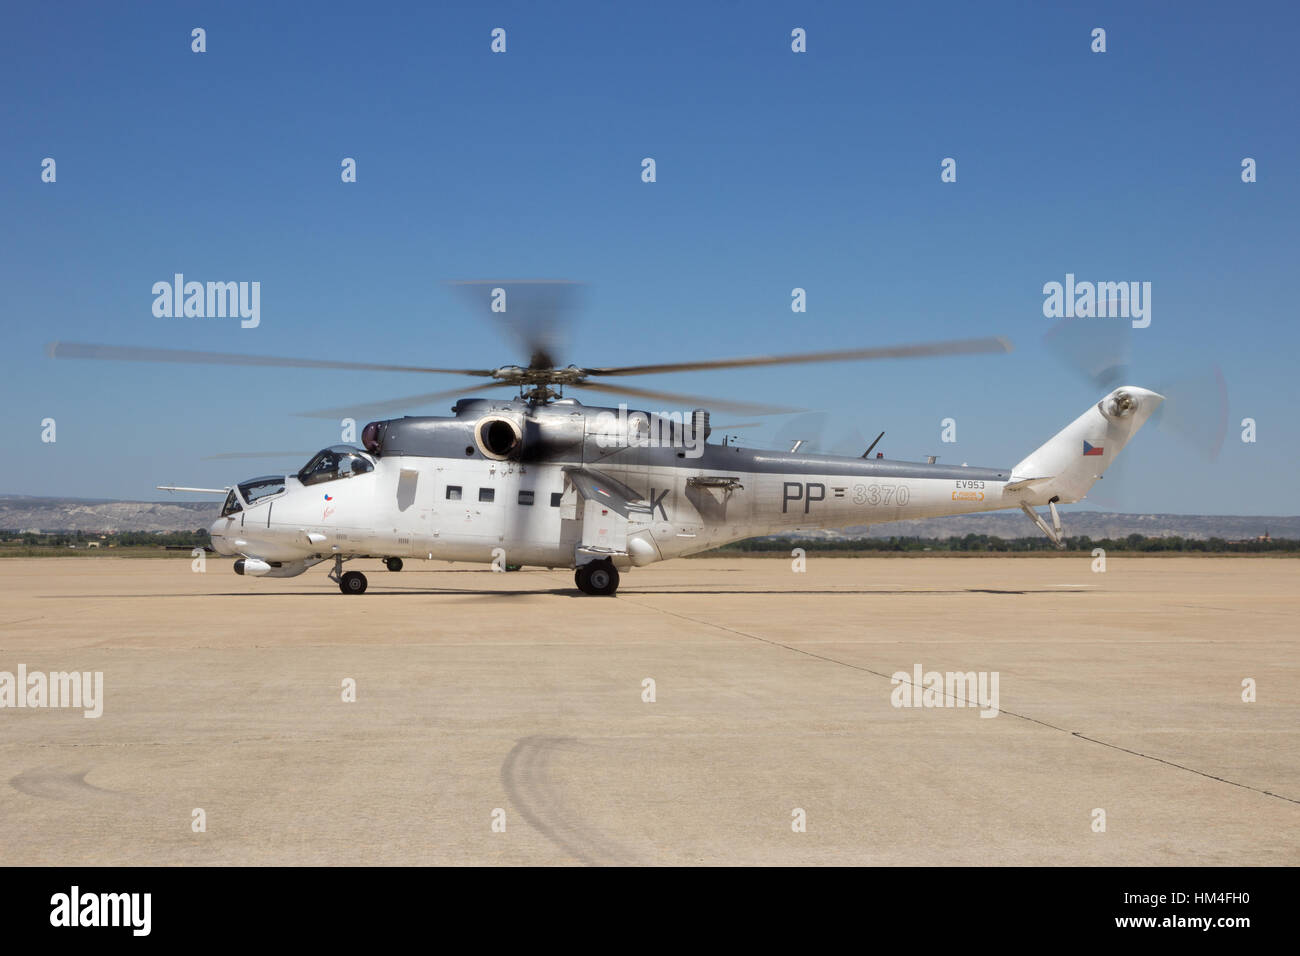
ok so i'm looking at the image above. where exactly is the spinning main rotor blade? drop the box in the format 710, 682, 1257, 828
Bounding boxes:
295, 382, 515, 420
46, 342, 494, 377
771, 412, 870, 457
774, 412, 831, 453
571, 380, 801, 416
581, 336, 1014, 377
445, 280, 584, 370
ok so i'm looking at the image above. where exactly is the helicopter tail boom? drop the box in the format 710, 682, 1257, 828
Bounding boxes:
1009, 386, 1164, 505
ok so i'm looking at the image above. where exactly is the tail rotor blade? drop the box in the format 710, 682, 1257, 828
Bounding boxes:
1153, 364, 1229, 463
1043, 317, 1130, 390
1042, 319, 1230, 461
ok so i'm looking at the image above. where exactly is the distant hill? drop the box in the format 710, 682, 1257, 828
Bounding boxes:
820, 511, 1297, 541
0, 495, 216, 533
2, 493, 1293, 540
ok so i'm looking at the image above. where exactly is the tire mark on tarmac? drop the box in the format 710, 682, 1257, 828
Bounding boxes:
500, 736, 639, 865
10, 768, 126, 801
619, 597, 1300, 808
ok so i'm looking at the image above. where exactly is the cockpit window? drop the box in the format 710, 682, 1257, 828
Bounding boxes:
297, 445, 375, 486
220, 490, 243, 517
238, 476, 286, 504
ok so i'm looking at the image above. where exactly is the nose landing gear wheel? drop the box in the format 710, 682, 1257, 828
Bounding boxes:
384, 557, 403, 572
575, 560, 619, 596
340, 570, 368, 594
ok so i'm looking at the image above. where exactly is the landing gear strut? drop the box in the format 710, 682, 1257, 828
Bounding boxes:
384, 557, 403, 572
574, 560, 619, 596
328, 554, 368, 594
1019, 499, 1066, 550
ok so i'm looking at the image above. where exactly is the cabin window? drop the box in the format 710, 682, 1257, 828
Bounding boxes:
220, 490, 243, 517
550, 492, 563, 507
446, 486, 462, 501
518, 490, 534, 506
479, 488, 495, 503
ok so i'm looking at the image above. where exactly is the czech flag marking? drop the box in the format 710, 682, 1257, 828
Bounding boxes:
1082, 440, 1104, 457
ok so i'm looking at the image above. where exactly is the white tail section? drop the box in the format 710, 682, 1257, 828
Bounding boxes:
1011, 386, 1164, 504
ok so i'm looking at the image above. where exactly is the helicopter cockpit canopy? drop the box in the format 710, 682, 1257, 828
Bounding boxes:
219, 476, 288, 517
297, 445, 375, 486
238, 476, 287, 504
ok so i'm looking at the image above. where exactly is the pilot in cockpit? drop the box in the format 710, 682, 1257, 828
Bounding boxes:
298, 446, 375, 486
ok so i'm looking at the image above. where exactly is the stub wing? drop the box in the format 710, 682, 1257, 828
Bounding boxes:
562, 466, 652, 518
562, 466, 663, 568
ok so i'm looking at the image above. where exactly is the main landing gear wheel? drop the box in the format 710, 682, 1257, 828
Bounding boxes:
340, 570, 368, 594
384, 557, 403, 572
575, 561, 619, 596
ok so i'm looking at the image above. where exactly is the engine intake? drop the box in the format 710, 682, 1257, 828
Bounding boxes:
475, 416, 523, 460
361, 420, 385, 455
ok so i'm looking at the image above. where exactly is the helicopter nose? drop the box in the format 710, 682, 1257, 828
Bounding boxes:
209, 518, 235, 555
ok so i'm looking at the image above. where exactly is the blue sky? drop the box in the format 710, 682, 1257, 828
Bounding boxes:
2, 0, 1295, 514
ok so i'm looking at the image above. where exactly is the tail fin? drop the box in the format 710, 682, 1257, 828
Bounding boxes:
1010, 386, 1164, 504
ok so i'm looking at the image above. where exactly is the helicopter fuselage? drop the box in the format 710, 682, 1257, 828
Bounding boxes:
208, 388, 1163, 593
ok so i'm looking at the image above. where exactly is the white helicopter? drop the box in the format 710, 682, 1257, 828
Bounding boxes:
48, 285, 1163, 595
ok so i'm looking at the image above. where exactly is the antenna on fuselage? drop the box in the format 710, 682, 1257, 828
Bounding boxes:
861, 431, 885, 458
